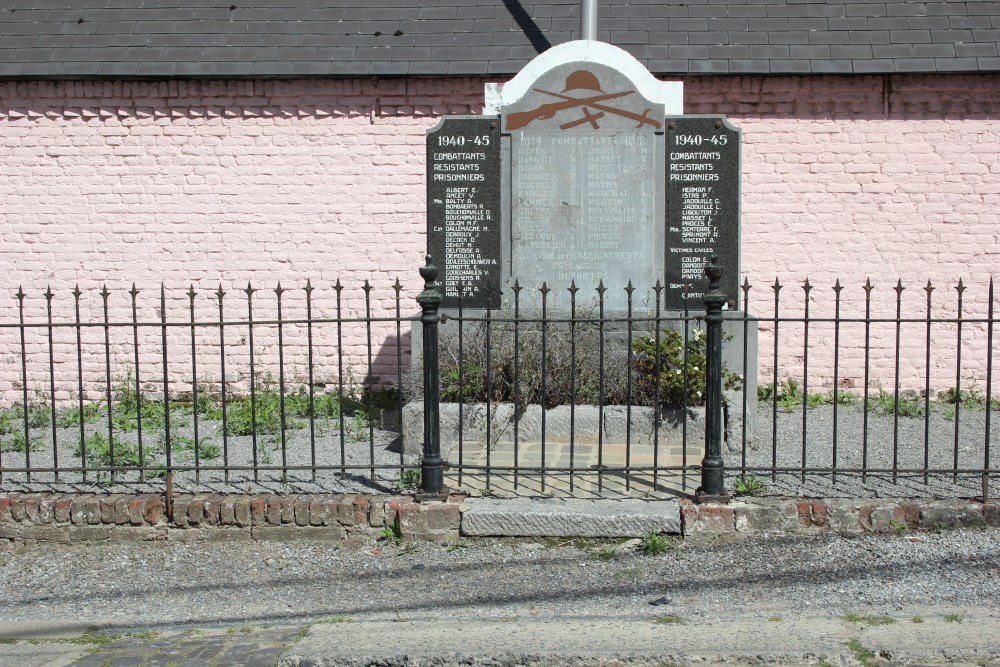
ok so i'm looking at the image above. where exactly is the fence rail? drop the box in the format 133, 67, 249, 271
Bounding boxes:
0, 261, 996, 500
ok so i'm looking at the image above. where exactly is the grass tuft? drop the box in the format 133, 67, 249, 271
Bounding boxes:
844, 612, 896, 626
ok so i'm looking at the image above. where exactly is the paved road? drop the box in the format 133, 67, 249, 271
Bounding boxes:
2, 614, 999, 666
1, 529, 999, 666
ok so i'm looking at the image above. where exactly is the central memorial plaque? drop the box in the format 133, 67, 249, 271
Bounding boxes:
502, 62, 665, 311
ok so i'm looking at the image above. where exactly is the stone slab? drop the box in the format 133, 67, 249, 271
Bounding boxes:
460, 497, 680, 537
401, 400, 753, 459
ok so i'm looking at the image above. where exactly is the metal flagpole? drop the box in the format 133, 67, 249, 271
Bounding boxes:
581, 0, 597, 40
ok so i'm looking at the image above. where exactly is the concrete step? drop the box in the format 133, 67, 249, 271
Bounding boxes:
460, 497, 680, 537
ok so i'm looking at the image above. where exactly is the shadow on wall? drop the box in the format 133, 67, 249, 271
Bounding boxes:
0, 278, 420, 410
681, 73, 1000, 121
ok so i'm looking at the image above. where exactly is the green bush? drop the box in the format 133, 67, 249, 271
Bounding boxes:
438, 317, 738, 409
441, 364, 485, 401
439, 316, 629, 408
632, 328, 706, 406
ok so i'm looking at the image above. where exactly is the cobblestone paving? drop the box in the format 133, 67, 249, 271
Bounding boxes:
69, 627, 303, 667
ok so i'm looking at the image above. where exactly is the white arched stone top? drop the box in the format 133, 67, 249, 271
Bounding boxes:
484, 40, 683, 115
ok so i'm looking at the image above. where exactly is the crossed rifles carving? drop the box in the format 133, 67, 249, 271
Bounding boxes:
505, 69, 662, 132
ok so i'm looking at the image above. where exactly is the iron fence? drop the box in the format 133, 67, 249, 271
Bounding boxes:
0, 279, 417, 493
419, 257, 996, 500
734, 274, 996, 500
0, 258, 996, 500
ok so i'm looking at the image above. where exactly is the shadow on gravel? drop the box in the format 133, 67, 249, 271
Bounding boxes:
3, 533, 996, 628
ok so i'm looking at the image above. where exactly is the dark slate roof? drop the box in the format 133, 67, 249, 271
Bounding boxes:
1, 1, 999, 78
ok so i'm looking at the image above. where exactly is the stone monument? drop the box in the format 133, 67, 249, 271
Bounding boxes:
427, 41, 743, 311
413, 41, 757, 464
486, 41, 682, 311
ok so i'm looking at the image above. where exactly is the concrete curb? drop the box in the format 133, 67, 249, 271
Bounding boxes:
461, 497, 681, 536
1, 492, 997, 545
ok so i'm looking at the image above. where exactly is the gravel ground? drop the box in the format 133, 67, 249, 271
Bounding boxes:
0, 402, 995, 498
734, 402, 997, 499
0, 528, 997, 629
0, 414, 418, 495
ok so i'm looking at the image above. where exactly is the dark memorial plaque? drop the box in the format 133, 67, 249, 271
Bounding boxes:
427, 117, 502, 309
665, 116, 741, 311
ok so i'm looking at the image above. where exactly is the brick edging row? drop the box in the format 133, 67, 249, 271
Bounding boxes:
681, 498, 1000, 542
1, 493, 997, 546
0, 492, 464, 545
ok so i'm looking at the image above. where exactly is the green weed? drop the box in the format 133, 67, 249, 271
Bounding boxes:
652, 615, 686, 625
846, 638, 878, 667
62, 628, 122, 646
847, 639, 878, 667
639, 531, 672, 556
593, 544, 619, 562
889, 518, 907, 534
379, 516, 404, 545
345, 412, 369, 442
226, 391, 291, 436
259, 441, 274, 466
197, 441, 221, 461
0, 402, 50, 434
446, 537, 468, 552
911, 615, 924, 623
758, 378, 802, 411
56, 402, 104, 428
393, 468, 421, 492
938, 387, 985, 410
616, 567, 642, 582
110, 371, 170, 433
0, 432, 45, 454
732, 474, 766, 497
170, 436, 220, 462
72, 432, 156, 480
944, 613, 963, 623
870, 391, 926, 418
173, 386, 223, 420
844, 612, 896, 626
283, 386, 344, 419
825, 390, 857, 406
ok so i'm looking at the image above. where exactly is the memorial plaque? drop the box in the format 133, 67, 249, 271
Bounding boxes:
427, 116, 502, 309
503, 62, 665, 311
665, 116, 741, 310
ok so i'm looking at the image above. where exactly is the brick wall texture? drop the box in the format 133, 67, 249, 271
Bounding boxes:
0, 74, 998, 402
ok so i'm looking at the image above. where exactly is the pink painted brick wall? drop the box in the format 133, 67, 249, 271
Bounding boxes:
0, 74, 997, 404
684, 75, 999, 395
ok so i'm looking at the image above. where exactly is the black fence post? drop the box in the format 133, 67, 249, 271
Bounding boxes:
697, 255, 730, 503
416, 254, 448, 499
